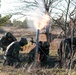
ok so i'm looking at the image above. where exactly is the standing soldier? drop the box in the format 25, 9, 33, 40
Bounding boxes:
0, 32, 17, 51
3, 38, 28, 67
58, 37, 76, 68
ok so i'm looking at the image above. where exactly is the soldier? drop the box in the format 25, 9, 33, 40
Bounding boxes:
3, 37, 28, 66
38, 41, 44, 62
0, 32, 17, 51
58, 37, 76, 68
27, 41, 50, 64
40, 41, 50, 62
27, 41, 43, 63
58, 37, 76, 59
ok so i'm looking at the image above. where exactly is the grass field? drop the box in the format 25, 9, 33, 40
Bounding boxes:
0, 26, 76, 75
0, 49, 76, 75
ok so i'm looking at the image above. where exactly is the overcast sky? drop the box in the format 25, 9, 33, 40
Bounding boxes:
0, 0, 76, 21
0, 0, 45, 21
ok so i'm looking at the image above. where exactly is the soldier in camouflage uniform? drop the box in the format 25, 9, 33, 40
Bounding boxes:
0, 32, 17, 51
3, 38, 28, 66
39, 41, 50, 62
58, 37, 76, 59
27, 41, 50, 64
58, 37, 76, 68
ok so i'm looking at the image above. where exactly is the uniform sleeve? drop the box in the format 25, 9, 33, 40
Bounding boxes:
11, 42, 21, 57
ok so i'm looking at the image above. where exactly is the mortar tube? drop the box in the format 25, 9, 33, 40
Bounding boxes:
34, 29, 40, 67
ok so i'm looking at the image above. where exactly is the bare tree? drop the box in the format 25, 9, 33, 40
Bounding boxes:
54, 0, 76, 68
52, 0, 76, 38
1, 0, 76, 40
17, 0, 56, 42
2, 0, 58, 42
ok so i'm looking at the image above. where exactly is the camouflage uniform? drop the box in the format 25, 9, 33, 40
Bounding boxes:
39, 41, 50, 62
3, 38, 28, 66
38, 41, 44, 62
0, 32, 17, 51
58, 37, 76, 68
27, 41, 50, 63
58, 37, 76, 59
27, 41, 43, 63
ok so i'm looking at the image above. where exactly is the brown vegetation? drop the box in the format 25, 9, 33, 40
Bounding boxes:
1, 26, 74, 75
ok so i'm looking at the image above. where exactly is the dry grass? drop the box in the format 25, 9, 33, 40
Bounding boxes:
0, 49, 76, 75
0, 26, 76, 75
0, 63, 76, 75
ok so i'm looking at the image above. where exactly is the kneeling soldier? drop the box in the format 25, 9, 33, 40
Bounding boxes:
3, 38, 28, 66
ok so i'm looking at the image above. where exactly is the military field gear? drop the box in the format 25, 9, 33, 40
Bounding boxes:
19, 38, 28, 46
43, 41, 50, 48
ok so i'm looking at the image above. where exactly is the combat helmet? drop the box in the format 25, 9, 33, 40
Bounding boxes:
5, 32, 12, 38
43, 41, 50, 48
19, 38, 28, 46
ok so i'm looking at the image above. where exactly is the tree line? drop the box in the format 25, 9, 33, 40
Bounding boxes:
0, 15, 28, 28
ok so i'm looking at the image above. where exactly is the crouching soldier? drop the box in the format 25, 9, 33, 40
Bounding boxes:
39, 41, 50, 62
27, 41, 50, 64
27, 41, 43, 64
3, 38, 28, 67
0, 32, 17, 51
